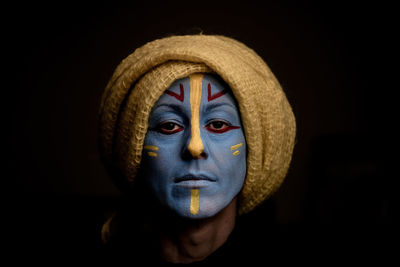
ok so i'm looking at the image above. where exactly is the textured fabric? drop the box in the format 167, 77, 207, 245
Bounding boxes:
98, 34, 296, 215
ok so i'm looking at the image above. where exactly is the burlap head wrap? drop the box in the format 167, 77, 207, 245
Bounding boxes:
99, 34, 296, 215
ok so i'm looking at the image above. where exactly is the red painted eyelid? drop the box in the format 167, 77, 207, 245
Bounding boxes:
157, 127, 184, 134
153, 122, 241, 134
151, 121, 184, 134
157, 125, 240, 134
158, 125, 240, 134
205, 125, 241, 133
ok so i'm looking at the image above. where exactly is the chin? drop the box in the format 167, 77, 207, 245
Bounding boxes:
172, 197, 231, 219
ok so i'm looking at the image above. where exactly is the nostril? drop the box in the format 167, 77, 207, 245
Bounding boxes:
182, 148, 208, 160
199, 151, 208, 159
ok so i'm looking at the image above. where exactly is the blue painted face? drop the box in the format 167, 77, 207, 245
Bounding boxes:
141, 74, 247, 218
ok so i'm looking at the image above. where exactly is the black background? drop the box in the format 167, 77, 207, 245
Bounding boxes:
5, 0, 396, 264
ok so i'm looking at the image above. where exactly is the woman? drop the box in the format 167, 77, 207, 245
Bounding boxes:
98, 34, 296, 264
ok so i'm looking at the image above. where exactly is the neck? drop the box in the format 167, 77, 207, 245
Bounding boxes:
155, 198, 237, 264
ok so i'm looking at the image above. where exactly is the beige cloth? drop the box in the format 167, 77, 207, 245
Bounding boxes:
99, 34, 296, 215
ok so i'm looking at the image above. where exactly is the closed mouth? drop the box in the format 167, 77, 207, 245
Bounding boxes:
174, 174, 216, 183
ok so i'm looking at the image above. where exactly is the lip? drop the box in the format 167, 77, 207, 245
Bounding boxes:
174, 174, 216, 188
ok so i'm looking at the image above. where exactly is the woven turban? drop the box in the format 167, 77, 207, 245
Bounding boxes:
98, 34, 296, 215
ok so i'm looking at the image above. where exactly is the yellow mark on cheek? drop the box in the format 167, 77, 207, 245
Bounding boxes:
231, 143, 243, 150
144, 145, 159, 157
190, 189, 200, 215
147, 152, 158, 157
144, 145, 159, 151
187, 74, 204, 157
231, 143, 243, 156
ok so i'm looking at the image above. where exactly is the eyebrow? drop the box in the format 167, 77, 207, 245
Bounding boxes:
152, 103, 186, 114
204, 102, 237, 113
153, 103, 237, 115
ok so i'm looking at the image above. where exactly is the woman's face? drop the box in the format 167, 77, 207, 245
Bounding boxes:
141, 74, 246, 218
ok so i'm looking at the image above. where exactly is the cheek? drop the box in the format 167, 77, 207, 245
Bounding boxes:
142, 133, 184, 183
208, 135, 247, 184
224, 147, 246, 182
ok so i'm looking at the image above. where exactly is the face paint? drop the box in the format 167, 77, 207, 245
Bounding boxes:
144, 145, 159, 157
141, 74, 247, 218
190, 189, 200, 215
231, 143, 243, 156
187, 74, 204, 157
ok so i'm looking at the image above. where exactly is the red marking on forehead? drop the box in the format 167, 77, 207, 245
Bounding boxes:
207, 83, 228, 102
165, 84, 184, 102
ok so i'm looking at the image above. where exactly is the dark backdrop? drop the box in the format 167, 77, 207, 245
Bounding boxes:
5, 0, 396, 263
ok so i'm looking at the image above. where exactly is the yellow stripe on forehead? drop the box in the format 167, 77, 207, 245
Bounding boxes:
187, 74, 204, 157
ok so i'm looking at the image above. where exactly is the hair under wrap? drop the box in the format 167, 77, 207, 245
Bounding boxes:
99, 35, 296, 215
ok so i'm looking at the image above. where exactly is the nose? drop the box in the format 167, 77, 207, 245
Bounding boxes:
184, 135, 208, 159
185, 73, 207, 160
187, 132, 207, 159
187, 101, 204, 158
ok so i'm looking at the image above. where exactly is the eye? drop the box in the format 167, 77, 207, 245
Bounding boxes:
205, 120, 241, 133
155, 121, 184, 135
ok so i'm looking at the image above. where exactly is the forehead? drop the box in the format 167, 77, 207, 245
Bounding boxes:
155, 74, 236, 107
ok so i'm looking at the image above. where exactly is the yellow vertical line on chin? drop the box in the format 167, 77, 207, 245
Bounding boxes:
190, 189, 200, 215
188, 73, 204, 157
